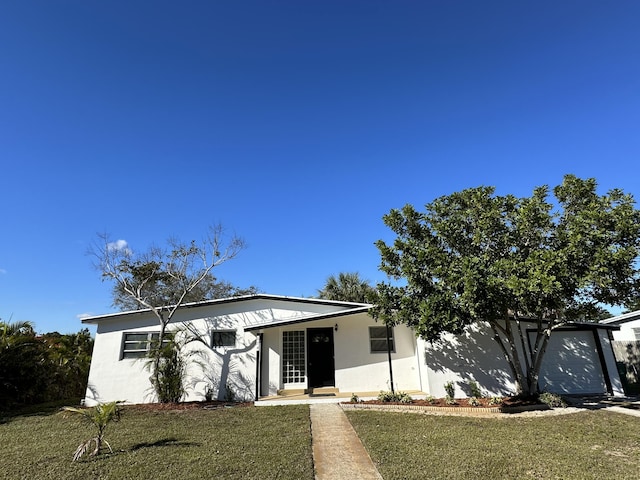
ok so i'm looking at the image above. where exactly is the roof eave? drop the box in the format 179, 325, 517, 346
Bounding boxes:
81, 294, 371, 324
245, 306, 372, 332
600, 309, 640, 325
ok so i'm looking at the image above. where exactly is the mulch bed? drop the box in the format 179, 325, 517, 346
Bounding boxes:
114, 397, 547, 413
123, 401, 253, 412
342, 396, 548, 414
352, 396, 543, 408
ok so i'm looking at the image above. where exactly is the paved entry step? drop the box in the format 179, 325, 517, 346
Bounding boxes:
276, 387, 339, 396
309, 387, 339, 396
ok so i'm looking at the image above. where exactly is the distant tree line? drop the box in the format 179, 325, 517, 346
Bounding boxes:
0, 320, 93, 410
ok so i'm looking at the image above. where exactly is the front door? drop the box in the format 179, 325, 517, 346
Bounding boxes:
307, 328, 335, 388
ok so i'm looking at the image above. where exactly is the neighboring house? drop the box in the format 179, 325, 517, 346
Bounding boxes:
82, 294, 624, 406
601, 310, 640, 342
601, 310, 640, 390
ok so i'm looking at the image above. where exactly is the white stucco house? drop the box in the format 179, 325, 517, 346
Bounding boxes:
82, 294, 624, 406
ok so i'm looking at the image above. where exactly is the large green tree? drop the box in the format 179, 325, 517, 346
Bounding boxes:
370, 175, 640, 396
317, 272, 375, 303
91, 225, 248, 402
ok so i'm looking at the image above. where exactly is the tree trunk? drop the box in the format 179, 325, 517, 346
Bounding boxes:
527, 328, 552, 395
152, 314, 168, 402
91, 436, 102, 457
490, 318, 534, 397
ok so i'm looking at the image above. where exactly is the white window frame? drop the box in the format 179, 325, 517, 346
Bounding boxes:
282, 330, 306, 384
369, 326, 395, 354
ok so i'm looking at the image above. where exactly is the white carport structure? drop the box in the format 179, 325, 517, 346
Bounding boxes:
535, 324, 623, 396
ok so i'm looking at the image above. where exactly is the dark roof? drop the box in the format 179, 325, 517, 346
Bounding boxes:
552, 321, 619, 331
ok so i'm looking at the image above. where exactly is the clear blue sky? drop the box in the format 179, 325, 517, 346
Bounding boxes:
2, 1, 639, 334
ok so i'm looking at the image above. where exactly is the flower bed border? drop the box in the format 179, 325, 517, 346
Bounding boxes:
340, 402, 549, 415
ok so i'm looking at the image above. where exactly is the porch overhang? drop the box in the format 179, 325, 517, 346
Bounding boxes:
244, 306, 371, 332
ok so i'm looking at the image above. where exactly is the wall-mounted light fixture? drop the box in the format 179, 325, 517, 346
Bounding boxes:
334, 323, 338, 332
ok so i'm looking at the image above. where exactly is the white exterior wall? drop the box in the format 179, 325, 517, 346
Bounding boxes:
333, 314, 419, 393
259, 314, 420, 396
85, 296, 623, 404
417, 321, 623, 398
418, 321, 518, 398
85, 314, 259, 406
85, 297, 358, 406
86, 316, 160, 405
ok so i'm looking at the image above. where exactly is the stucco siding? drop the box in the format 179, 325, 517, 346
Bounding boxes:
333, 315, 419, 392
84, 298, 344, 405
419, 322, 517, 398
258, 315, 419, 395
85, 318, 259, 405
84, 296, 623, 404
86, 323, 156, 405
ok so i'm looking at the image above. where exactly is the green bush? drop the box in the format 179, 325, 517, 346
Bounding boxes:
377, 391, 413, 403
398, 392, 413, 404
149, 342, 185, 403
377, 390, 393, 402
468, 396, 481, 406
224, 383, 236, 402
538, 391, 567, 408
468, 380, 482, 398
444, 381, 455, 403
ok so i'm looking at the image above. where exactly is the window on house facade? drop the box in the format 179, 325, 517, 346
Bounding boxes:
369, 326, 395, 353
211, 330, 236, 348
633, 328, 640, 341
283, 330, 305, 384
121, 332, 171, 359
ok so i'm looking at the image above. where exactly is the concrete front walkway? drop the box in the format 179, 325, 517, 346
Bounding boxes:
310, 403, 382, 480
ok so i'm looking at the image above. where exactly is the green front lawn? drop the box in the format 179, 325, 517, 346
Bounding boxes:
5, 402, 639, 480
0, 404, 313, 480
346, 410, 640, 480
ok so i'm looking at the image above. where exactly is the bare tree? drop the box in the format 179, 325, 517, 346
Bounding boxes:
90, 225, 246, 401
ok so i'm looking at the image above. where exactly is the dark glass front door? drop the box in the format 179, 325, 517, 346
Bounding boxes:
307, 328, 335, 388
